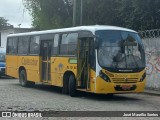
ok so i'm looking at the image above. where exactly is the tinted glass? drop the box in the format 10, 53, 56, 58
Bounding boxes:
29, 36, 40, 55
7, 37, 18, 54
52, 34, 59, 55
18, 36, 30, 54
59, 33, 78, 55
96, 30, 145, 69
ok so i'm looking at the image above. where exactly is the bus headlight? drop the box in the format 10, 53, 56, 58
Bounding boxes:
140, 72, 146, 82
99, 70, 111, 82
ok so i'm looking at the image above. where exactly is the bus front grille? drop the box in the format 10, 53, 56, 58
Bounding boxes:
112, 78, 138, 83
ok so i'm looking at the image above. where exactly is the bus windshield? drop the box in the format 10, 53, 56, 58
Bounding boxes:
0, 53, 5, 62
96, 30, 145, 71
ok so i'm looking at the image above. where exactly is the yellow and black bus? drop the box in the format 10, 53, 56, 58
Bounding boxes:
6, 25, 146, 96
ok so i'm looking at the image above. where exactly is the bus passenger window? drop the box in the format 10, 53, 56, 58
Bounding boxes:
52, 34, 59, 55
7, 37, 18, 54
59, 33, 78, 55
7, 38, 13, 54
18, 36, 29, 55
30, 36, 40, 55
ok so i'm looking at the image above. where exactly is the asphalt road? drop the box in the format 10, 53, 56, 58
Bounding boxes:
0, 78, 160, 119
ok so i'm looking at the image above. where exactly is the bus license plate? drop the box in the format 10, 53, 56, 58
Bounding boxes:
121, 85, 132, 90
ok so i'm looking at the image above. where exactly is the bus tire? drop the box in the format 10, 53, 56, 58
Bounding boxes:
62, 76, 69, 94
62, 82, 69, 94
69, 75, 76, 97
19, 70, 35, 87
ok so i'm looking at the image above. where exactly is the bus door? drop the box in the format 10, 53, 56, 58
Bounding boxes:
41, 40, 52, 83
77, 38, 91, 90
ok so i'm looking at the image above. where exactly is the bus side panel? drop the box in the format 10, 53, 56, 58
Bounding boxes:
89, 69, 96, 92
50, 57, 77, 87
17, 56, 41, 83
6, 55, 18, 78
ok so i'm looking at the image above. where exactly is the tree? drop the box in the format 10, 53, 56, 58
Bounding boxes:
132, 0, 160, 30
115, 0, 160, 30
0, 17, 10, 30
23, 0, 73, 30
23, 0, 160, 31
78, 0, 120, 26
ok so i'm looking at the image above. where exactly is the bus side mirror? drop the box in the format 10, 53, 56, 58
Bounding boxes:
94, 39, 99, 49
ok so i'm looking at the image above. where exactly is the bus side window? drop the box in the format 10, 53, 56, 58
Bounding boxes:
52, 34, 59, 55
68, 33, 78, 55
30, 36, 40, 55
59, 33, 78, 55
18, 36, 30, 55
7, 37, 18, 54
12, 37, 18, 54
7, 38, 13, 54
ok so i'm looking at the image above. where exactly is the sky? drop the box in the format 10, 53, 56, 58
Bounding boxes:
0, 0, 32, 28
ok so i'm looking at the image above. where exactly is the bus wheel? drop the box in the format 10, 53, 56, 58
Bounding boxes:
19, 70, 27, 87
69, 75, 76, 97
19, 70, 35, 87
62, 75, 69, 94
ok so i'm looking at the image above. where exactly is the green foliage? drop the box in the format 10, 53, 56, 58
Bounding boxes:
79, 0, 121, 26
0, 17, 10, 30
132, 0, 160, 30
117, 0, 160, 30
23, 0, 160, 31
23, 0, 72, 30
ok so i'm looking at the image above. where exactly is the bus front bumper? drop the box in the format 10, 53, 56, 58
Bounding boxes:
95, 77, 146, 94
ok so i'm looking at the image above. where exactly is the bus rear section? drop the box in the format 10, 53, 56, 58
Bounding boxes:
0, 47, 6, 78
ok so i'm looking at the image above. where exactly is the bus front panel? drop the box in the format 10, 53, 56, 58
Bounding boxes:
95, 69, 146, 94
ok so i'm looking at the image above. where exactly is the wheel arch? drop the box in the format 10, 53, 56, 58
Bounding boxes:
62, 71, 76, 94
63, 71, 76, 85
18, 66, 26, 76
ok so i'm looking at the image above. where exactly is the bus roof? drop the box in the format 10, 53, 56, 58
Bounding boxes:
7, 25, 136, 37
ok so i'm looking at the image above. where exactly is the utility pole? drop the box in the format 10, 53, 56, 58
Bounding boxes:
73, 0, 77, 26
80, 0, 83, 25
